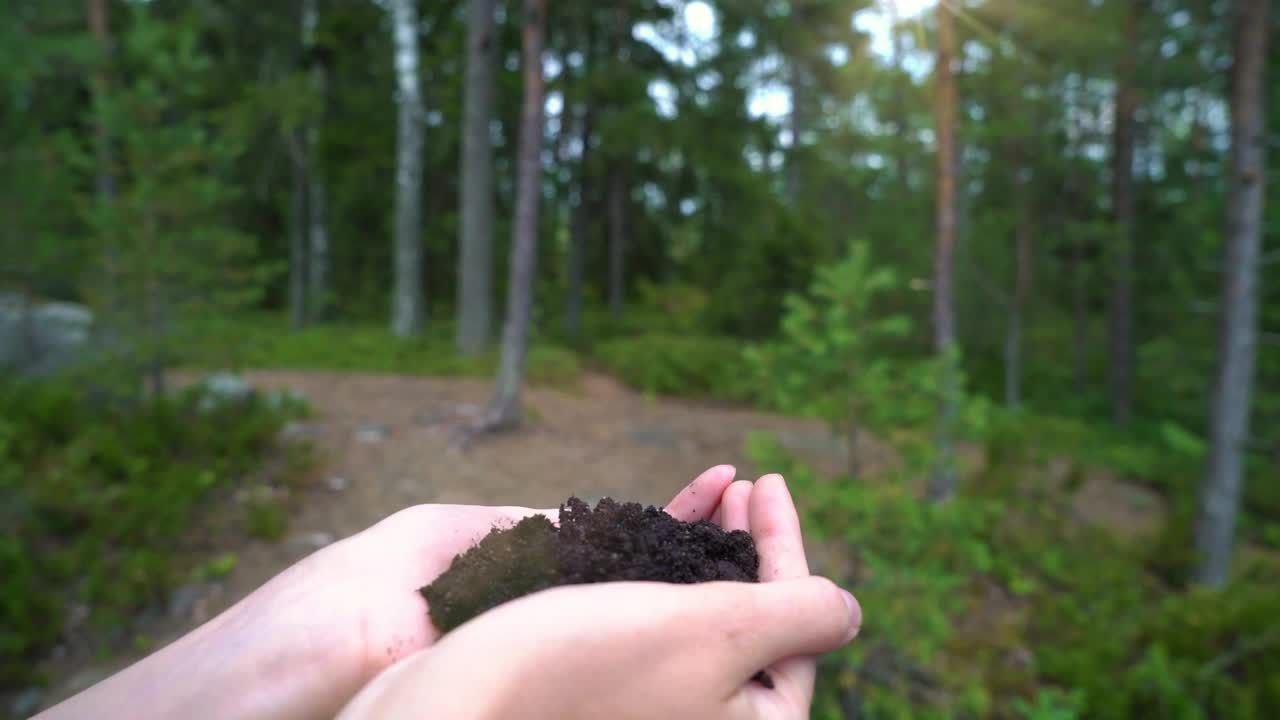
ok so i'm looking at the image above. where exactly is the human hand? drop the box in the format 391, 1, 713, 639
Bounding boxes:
247, 464, 744, 716
36, 466, 744, 720
338, 474, 861, 720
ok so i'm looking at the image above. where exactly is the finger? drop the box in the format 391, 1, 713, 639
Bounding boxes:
701, 577, 858, 676
720, 480, 753, 532
749, 474, 809, 581
664, 465, 736, 522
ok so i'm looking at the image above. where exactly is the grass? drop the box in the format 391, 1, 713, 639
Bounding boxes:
183, 313, 582, 390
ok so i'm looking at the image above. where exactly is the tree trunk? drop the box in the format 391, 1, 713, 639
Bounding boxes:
1109, 1, 1140, 425
928, 1, 960, 503
289, 131, 308, 330
457, 0, 497, 355
887, 0, 910, 195
1194, 0, 1268, 589
1071, 223, 1089, 395
87, 0, 114, 203
607, 167, 626, 321
487, 0, 546, 429
303, 0, 330, 324
564, 106, 592, 337
1066, 159, 1089, 395
1006, 142, 1033, 410
786, 59, 806, 204
390, 0, 425, 337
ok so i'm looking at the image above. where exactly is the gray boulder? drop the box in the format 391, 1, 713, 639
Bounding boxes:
196, 372, 255, 411
0, 293, 95, 377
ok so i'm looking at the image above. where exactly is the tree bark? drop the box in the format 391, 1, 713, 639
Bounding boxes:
1194, 0, 1268, 589
887, 0, 910, 195
786, 59, 807, 204
289, 130, 308, 330
1109, 1, 1140, 424
487, 0, 546, 429
607, 167, 627, 321
1071, 223, 1089, 395
928, 1, 960, 503
303, 0, 330, 324
87, 0, 114, 203
1006, 142, 1033, 410
390, 0, 425, 337
564, 106, 592, 337
457, 0, 497, 355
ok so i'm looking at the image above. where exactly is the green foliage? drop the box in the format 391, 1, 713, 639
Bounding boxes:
747, 241, 914, 424
184, 314, 582, 390
79, 6, 273, 384
749, 421, 1280, 720
0, 379, 303, 688
247, 501, 289, 541
594, 333, 753, 400
747, 242, 980, 474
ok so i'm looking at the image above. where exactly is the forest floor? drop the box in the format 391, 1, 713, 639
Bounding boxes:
33, 369, 1169, 713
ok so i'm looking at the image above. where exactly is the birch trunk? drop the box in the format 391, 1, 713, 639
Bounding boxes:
390, 0, 425, 337
1194, 0, 1269, 588
457, 0, 497, 355
303, 0, 330, 323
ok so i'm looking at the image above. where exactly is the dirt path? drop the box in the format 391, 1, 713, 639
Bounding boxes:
38, 369, 869, 711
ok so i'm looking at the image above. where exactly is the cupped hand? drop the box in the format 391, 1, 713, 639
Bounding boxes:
232, 465, 744, 718
338, 474, 862, 720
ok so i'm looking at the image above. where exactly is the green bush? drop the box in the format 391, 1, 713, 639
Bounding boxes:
0, 378, 302, 688
593, 333, 754, 401
747, 429, 1280, 719
184, 314, 582, 390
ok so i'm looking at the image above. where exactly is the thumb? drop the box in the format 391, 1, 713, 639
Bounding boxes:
706, 576, 861, 673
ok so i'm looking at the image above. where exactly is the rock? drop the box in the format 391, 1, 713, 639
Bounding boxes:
65, 666, 113, 695
292, 531, 335, 551
325, 475, 350, 492
197, 372, 255, 411
168, 585, 201, 619
0, 294, 95, 378
354, 424, 388, 443
61, 602, 90, 636
266, 388, 308, 412
10, 686, 45, 719
280, 421, 318, 440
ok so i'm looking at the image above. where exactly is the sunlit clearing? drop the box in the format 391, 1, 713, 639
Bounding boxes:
891, 0, 938, 19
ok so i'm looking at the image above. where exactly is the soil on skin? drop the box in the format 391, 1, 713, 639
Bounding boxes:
422, 496, 759, 633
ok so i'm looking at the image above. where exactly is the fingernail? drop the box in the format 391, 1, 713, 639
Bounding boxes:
841, 589, 862, 643
721, 465, 737, 478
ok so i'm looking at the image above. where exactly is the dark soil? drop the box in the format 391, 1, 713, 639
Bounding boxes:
420, 496, 760, 634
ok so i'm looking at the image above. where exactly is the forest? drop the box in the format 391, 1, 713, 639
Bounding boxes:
0, 0, 1276, 717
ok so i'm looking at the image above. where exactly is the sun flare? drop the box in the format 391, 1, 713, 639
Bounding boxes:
890, 0, 939, 19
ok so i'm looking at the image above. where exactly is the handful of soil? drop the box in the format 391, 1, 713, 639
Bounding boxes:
420, 496, 760, 634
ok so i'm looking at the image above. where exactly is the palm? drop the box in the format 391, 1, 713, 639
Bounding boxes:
280, 467, 741, 701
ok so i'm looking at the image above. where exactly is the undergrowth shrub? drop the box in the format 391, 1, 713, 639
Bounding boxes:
748, 427, 1280, 719
593, 333, 754, 401
0, 378, 303, 688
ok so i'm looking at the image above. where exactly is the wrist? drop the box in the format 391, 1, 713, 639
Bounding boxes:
38, 564, 361, 720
